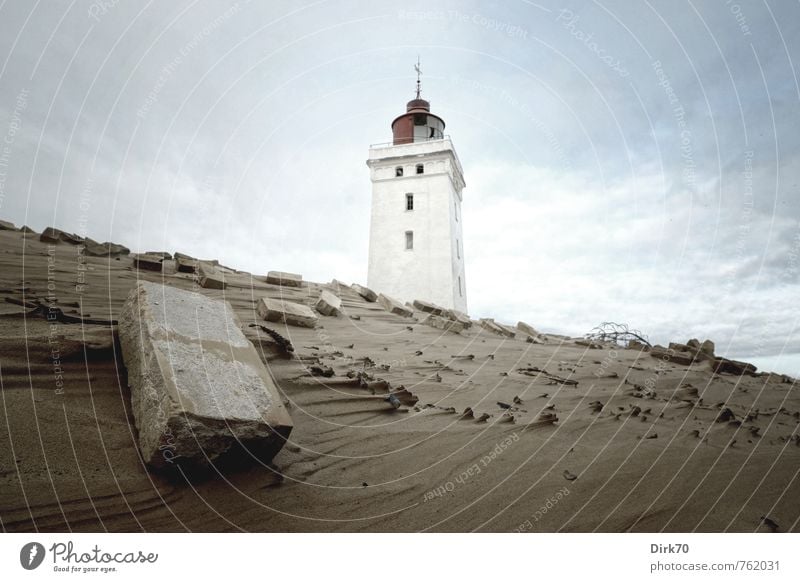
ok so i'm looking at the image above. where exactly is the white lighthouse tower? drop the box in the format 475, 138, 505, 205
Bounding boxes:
366, 63, 468, 313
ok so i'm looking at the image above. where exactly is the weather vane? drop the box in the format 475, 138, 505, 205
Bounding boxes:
414, 56, 422, 99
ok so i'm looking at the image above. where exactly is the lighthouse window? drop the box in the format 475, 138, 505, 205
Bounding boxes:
406, 193, 414, 211
458, 276, 462, 296
416, 163, 424, 174
395, 166, 404, 177
405, 231, 414, 250
456, 239, 460, 259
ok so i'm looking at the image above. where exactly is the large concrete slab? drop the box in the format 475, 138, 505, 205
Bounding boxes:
258, 296, 318, 328
378, 293, 414, 318
315, 289, 341, 316
351, 283, 377, 302
266, 270, 303, 287
0, 219, 18, 231
118, 282, 292, 470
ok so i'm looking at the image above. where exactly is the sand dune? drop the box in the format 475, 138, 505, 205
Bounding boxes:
0, 227, 798, 532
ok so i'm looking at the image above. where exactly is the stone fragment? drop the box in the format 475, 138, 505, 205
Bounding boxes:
710, 357, 757, 376
516, 321, 540, 337
700, 339, 715, 357
351, 283, 378, 302
627, 340, 648, 351
412, 299, 446, 316
257, 297, 318, 328
199, 263, 226, 289
118, 282, 292, 470
421, 314, 466, 334
39, 227, 63, 244
315, 289, 341, 316
377, 293, 414, 318
132, 253, 163, 272
0, 219, 18, 231
20, 225, 35, 233
59, 231, 84, 244
83, 241, 130, 257
649, 346, 695, 366
329, 279, 351, 294
146, 251, 172, 260
176, 256, 198, 273
445, 309, 473, 328
479, 318, 516, 338
266, 270, 302, 287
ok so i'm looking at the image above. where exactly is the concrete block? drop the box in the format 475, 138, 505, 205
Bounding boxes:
351, 283, 378, 302
40, 227, 63, 244
480, 318, 516, 338
315, 289, 341, 316
258, 297, 318, 328
118, 282, 292, 470
329, 279, 351, 294
445, 309, 473, 328
412, 299, 446, 316
378, 293, 414, 318
132, 253, 163, 272
266, 270, 302, 287
517, 321, 540, 337
0, 219, 18, 231
176, 256, 198, 273
422, 314, 466, 334
199, 263, 226, 289
83, 241, 131, 257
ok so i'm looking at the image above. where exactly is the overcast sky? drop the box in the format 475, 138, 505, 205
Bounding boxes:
1, 0, 799, 375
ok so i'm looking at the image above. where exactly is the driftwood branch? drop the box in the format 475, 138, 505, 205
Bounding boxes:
585, 322, 651, 348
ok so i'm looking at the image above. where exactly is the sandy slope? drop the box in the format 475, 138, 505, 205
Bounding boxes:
0, 228, 798, 532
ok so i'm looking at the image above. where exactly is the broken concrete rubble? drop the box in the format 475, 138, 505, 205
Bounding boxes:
266, 270, 302, 287
377, 293, 414, 318
479, 318, 516, 338
421, 314, 466, 334
132, 253, 163, 272
351, 283, 378, 302
258, 296, 318, 328
315, 289, 342, 316
412, 299, 446, 316
198, 263, 226, 289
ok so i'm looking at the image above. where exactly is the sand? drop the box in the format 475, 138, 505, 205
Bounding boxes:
0, 227, 799, 532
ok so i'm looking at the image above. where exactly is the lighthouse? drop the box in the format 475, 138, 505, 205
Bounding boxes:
366, 63, 468, 313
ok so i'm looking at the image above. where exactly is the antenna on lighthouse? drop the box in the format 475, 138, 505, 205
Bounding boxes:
414, 56, 422, 99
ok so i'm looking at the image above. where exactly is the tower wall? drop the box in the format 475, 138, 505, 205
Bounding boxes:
366, 139, 467, 312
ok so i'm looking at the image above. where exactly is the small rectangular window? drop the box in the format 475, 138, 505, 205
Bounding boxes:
395, 166, 404, 177
406, 193, 414, 211
416, 163, 424, 174
455, 202, 459, 222
405, 231, 413, 250
458, 276, 462, 296
456, 239, 460, 259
